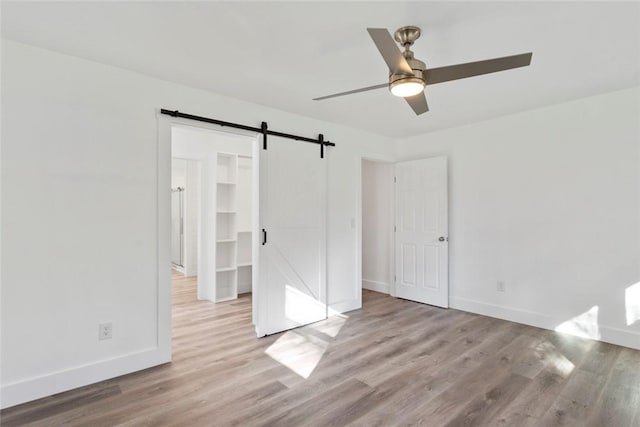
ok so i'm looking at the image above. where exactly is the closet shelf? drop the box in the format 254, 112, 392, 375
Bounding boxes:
216, 266, 236, 272
237, 262, 252, 267
216, 210, 237, 214
217, 181, 236, 185
216, 239, 236, 243
237, 230, 252, 233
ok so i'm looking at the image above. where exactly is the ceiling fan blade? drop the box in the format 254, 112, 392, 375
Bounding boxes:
424, 52, 532, 85
312, 83, 388, 101
405, 92, 429, 115
367, 28, 413, 75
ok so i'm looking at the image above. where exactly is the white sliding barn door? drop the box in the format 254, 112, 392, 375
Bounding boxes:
395, 156, 449, 308
257, 136, 327, 336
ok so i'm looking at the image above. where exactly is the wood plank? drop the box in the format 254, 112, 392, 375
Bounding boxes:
442, 372, 531, 427
539, 369, 607, 426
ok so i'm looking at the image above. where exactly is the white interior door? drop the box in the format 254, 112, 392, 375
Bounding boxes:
395, 156, 449, 308
257, 136, 327, 336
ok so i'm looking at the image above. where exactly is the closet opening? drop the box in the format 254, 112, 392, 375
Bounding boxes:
170, 123, 256, 315
361, 158, 394, 304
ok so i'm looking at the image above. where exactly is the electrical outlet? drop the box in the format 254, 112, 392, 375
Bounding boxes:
98, 323, 112, 340
497, 281, 506, 292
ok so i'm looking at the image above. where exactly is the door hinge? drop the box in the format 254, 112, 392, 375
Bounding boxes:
394, 176, 396, 183
394, 225, 396, 232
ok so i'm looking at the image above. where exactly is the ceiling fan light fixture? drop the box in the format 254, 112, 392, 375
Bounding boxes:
389, 77, 425, 97
313, 25, 532, 116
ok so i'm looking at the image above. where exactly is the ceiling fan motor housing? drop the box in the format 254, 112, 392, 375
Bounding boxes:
389, 56, 426, 87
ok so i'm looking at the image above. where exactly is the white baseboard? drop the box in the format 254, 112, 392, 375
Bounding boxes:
237, 283, 252, 294
183, 265, 197, 277
451, 296, 640, 350
0, 346, 170, 409
362, 279, 390, 294
329, 299, 360, 315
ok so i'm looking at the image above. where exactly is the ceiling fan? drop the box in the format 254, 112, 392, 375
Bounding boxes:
313, 26, 532, 115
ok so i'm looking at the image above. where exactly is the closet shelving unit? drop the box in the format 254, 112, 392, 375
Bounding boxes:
213, 152, 252, 302
214, 153, 238, 302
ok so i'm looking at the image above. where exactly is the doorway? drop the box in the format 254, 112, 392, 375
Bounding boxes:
170, 124, 257, 309
360, 156, 450, 308
160, 112, 333, 353
361, 159, 395, 297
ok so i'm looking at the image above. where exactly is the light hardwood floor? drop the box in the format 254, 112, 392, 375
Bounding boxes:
2, 272, 639, 426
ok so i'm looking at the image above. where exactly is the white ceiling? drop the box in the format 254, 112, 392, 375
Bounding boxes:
3, 1, 639, 138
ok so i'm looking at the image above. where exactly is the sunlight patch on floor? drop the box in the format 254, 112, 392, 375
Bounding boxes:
625, 282, 640, 326
267, 286, 349, 378
309, 313, 348, 338
534, 341, 575, 378
555, 305, 600, 340
265, 330, 330, 379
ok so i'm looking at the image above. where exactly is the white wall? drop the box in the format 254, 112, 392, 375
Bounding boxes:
172, 125, 253, 159
361, 160, 393, 294
397, 86, 640, 350
1, 39, 395, 408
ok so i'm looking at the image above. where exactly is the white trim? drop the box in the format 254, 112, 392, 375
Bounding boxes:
0, 347, 168, 409
451, 296, 640, 350
388, 163, 397, 298
362, 279, 390, 294
251, 135, 260, 327
157, 112, 175, 365
329, 299, 361, 316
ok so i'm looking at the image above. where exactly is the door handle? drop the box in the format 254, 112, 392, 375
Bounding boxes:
438, 236, 447, 242
262, 229, 267, 245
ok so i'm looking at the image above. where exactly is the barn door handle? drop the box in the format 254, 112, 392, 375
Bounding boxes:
262, 229, 267, 245
438, 236, 446, 242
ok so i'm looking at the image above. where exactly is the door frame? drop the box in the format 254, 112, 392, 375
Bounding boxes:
357, 153, 397, 302
157, 112, 260, 359
357, 154, 450, 305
